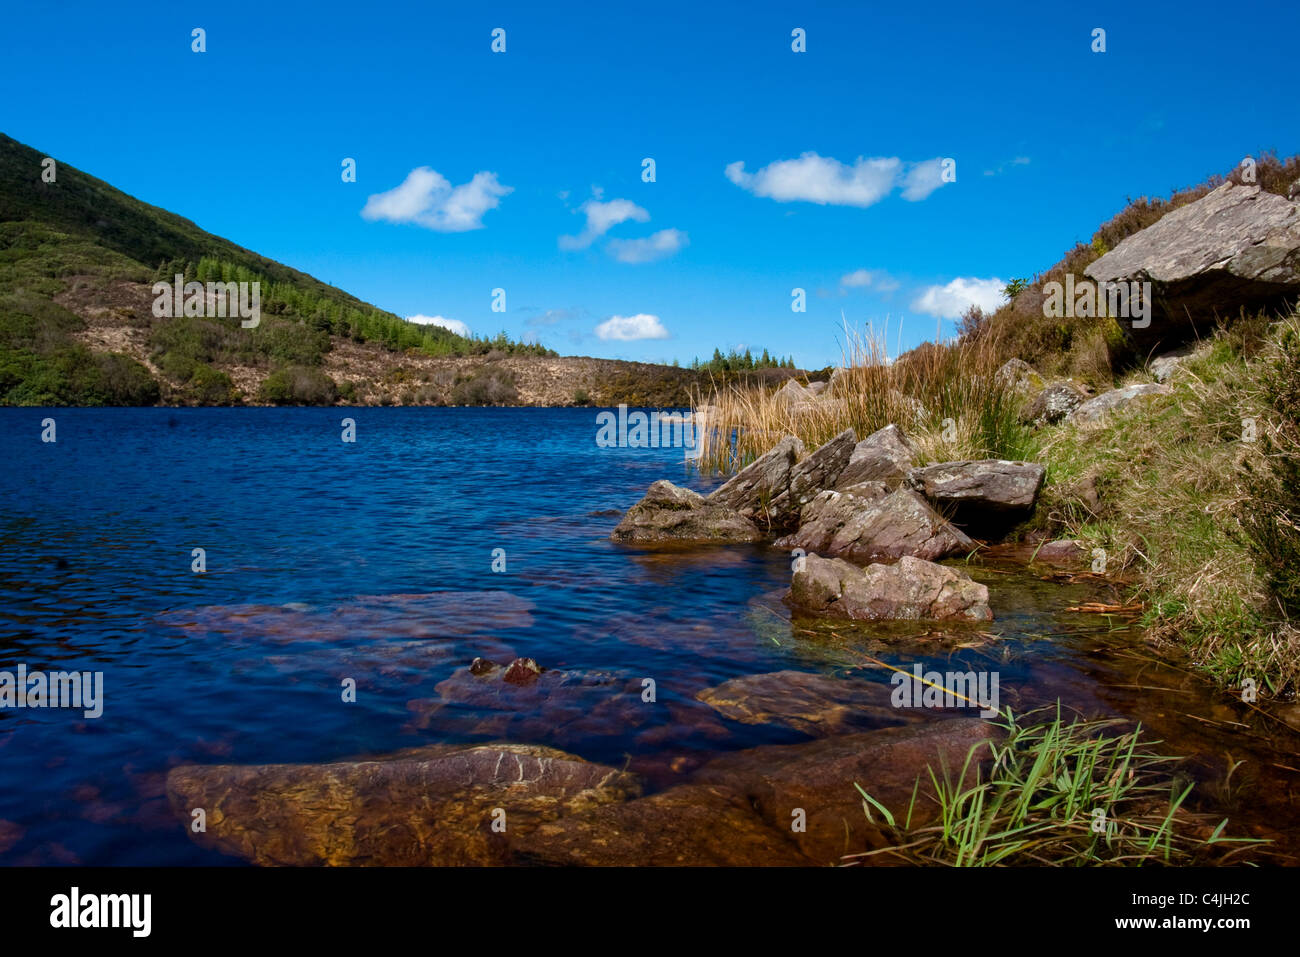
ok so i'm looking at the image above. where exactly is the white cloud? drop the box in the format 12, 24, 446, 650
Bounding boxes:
982, 156, 1032, 177
362, 167, 511, 232
559, 197, 649, 249
900, 158, 946, 201
725, 152, 900, 207
840, 268, 900, 293
606, 228, 688, 264
407, 314, 471, 337
595, 313, 670, 341
910, 277, 1006, 319
726, 152, 954, 207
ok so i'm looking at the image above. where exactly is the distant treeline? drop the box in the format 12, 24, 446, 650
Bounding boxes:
687, 348, 795, 373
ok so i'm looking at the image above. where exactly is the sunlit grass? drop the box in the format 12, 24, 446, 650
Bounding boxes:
844, 704, 1268, 866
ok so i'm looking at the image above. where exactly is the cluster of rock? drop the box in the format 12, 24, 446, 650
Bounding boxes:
612, 421, 1053, 623
1002, 360, 1173, 429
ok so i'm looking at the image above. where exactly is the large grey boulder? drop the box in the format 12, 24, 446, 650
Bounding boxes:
611, 480, 761, 543
835, 424, 918, 489
775, 487, 972, 563
706, 435, 804, 523
788, 553, 993, 622
767, 428, 857, 527
906, 460, 1046, 517
1067, 383, 1171, 427
1085, 181, 1300, 351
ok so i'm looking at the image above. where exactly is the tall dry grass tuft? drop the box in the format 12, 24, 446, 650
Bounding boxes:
691, 322, 1036, 474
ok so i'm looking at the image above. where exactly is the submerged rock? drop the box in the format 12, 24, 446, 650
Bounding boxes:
511, 783, 815, 866
695, 669, 919, 735
611, 480, 761, 544
777, 488, 972, 563
1067, 383, 1171, 427
788, 554, 992, 622
166, 743, 641, 866
834, 424, 918, 489
693, 719, 995, 863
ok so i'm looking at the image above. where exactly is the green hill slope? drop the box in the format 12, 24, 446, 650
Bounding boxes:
0, 131, 551, 405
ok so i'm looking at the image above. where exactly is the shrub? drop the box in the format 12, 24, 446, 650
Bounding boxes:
259, 365, 339, 405
449, 367, 519, 405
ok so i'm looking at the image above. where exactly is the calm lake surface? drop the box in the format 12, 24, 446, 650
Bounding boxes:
1, 407, 1297, 865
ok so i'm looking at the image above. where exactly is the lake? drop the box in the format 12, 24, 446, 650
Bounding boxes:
0, 407, 1296, 865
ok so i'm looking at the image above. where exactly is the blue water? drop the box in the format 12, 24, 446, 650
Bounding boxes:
0, 408, 820, 864
2, 408, 1290, 865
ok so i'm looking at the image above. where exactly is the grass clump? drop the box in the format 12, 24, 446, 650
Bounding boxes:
692, 322, 1037, 475
845, 705, 1266, 867
1030, 312, 1300, 695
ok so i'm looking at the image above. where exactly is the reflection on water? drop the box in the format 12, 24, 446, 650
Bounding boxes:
0, 408, 1296, 865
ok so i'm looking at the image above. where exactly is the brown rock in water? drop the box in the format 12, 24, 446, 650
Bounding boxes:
835, 424, 919, 490
512, 783, 815, 866
166, 743, 641, 866
693, 718, 995, 864
610, 480, 761, 544
695, 669, 922, 736
706, 434, 804, 521
767, 428, 857, 529
502, 657, 542, 685
778, 487, 971, 563
408, 661, 638, 744
788, 554, 992, 622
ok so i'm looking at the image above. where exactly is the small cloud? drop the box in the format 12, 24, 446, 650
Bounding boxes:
407, 314, 471, 337
559, 197, 650, 250
910, 277, 1006, 319
525, 307, 580, 328
900, 158, 946, 201
726, 152, 900, 207
607, 228, 688, 264
840, 268, 900, 293
595, 313, 670, 341
362, 167, 511, 232
983, 156, 1032, 177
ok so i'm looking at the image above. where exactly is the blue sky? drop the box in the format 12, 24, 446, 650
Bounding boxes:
2, 0, 1297, 368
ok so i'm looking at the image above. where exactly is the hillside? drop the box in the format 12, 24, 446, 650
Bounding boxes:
0, 132, 768, 407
